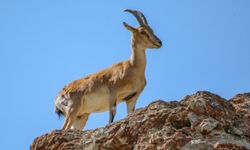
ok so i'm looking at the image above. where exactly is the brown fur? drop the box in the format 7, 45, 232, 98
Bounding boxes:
60, 61, 131, 96
54, 9, 162, 130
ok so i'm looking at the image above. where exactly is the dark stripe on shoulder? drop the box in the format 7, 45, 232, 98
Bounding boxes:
123, 92, 137, 101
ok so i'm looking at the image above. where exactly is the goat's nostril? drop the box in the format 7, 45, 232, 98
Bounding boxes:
158, 41, 162, 46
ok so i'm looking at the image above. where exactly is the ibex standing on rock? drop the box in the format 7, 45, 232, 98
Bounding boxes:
55, 9, 162, 130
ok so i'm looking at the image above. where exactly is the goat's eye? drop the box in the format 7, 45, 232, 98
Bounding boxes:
140, 31, 150, 38
140, 31, 146, 34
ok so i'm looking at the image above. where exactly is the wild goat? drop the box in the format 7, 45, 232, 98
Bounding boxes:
55, 9, 162, 130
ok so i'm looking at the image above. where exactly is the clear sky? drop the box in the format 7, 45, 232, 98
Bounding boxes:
0, 0, 249, 149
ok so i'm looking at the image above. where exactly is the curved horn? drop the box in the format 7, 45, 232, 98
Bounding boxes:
137, 11, 148, 25
124, 9, 148, 26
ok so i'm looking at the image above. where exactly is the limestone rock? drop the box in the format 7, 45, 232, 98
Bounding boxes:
199, 117, 219, 134
31, 91, 250, 150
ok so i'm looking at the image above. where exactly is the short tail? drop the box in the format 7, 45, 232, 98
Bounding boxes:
55, 106, 64, 119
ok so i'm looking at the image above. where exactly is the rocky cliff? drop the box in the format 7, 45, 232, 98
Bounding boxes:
31, 91, 250, 150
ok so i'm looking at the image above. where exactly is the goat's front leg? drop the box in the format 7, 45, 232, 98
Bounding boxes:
109, 94, 117, 124
126, 94, 139, 115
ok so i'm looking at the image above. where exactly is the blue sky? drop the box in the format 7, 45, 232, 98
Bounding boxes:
0, 1, 250, 149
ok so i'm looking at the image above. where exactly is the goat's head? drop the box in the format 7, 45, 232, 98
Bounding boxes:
123, 9, 162, 49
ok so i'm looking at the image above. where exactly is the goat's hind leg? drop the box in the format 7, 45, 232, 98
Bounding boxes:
71, 113, 90, 130
62, 113, 77, 130
62, 104, 81, 130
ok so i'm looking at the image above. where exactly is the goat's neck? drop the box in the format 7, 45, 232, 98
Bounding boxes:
129, 37, 146, 74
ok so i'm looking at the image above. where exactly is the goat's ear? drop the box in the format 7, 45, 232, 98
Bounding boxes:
123, 22, 136, 33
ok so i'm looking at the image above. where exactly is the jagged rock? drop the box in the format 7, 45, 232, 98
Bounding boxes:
31, 91, 250, 150
199, 117, 219, 134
